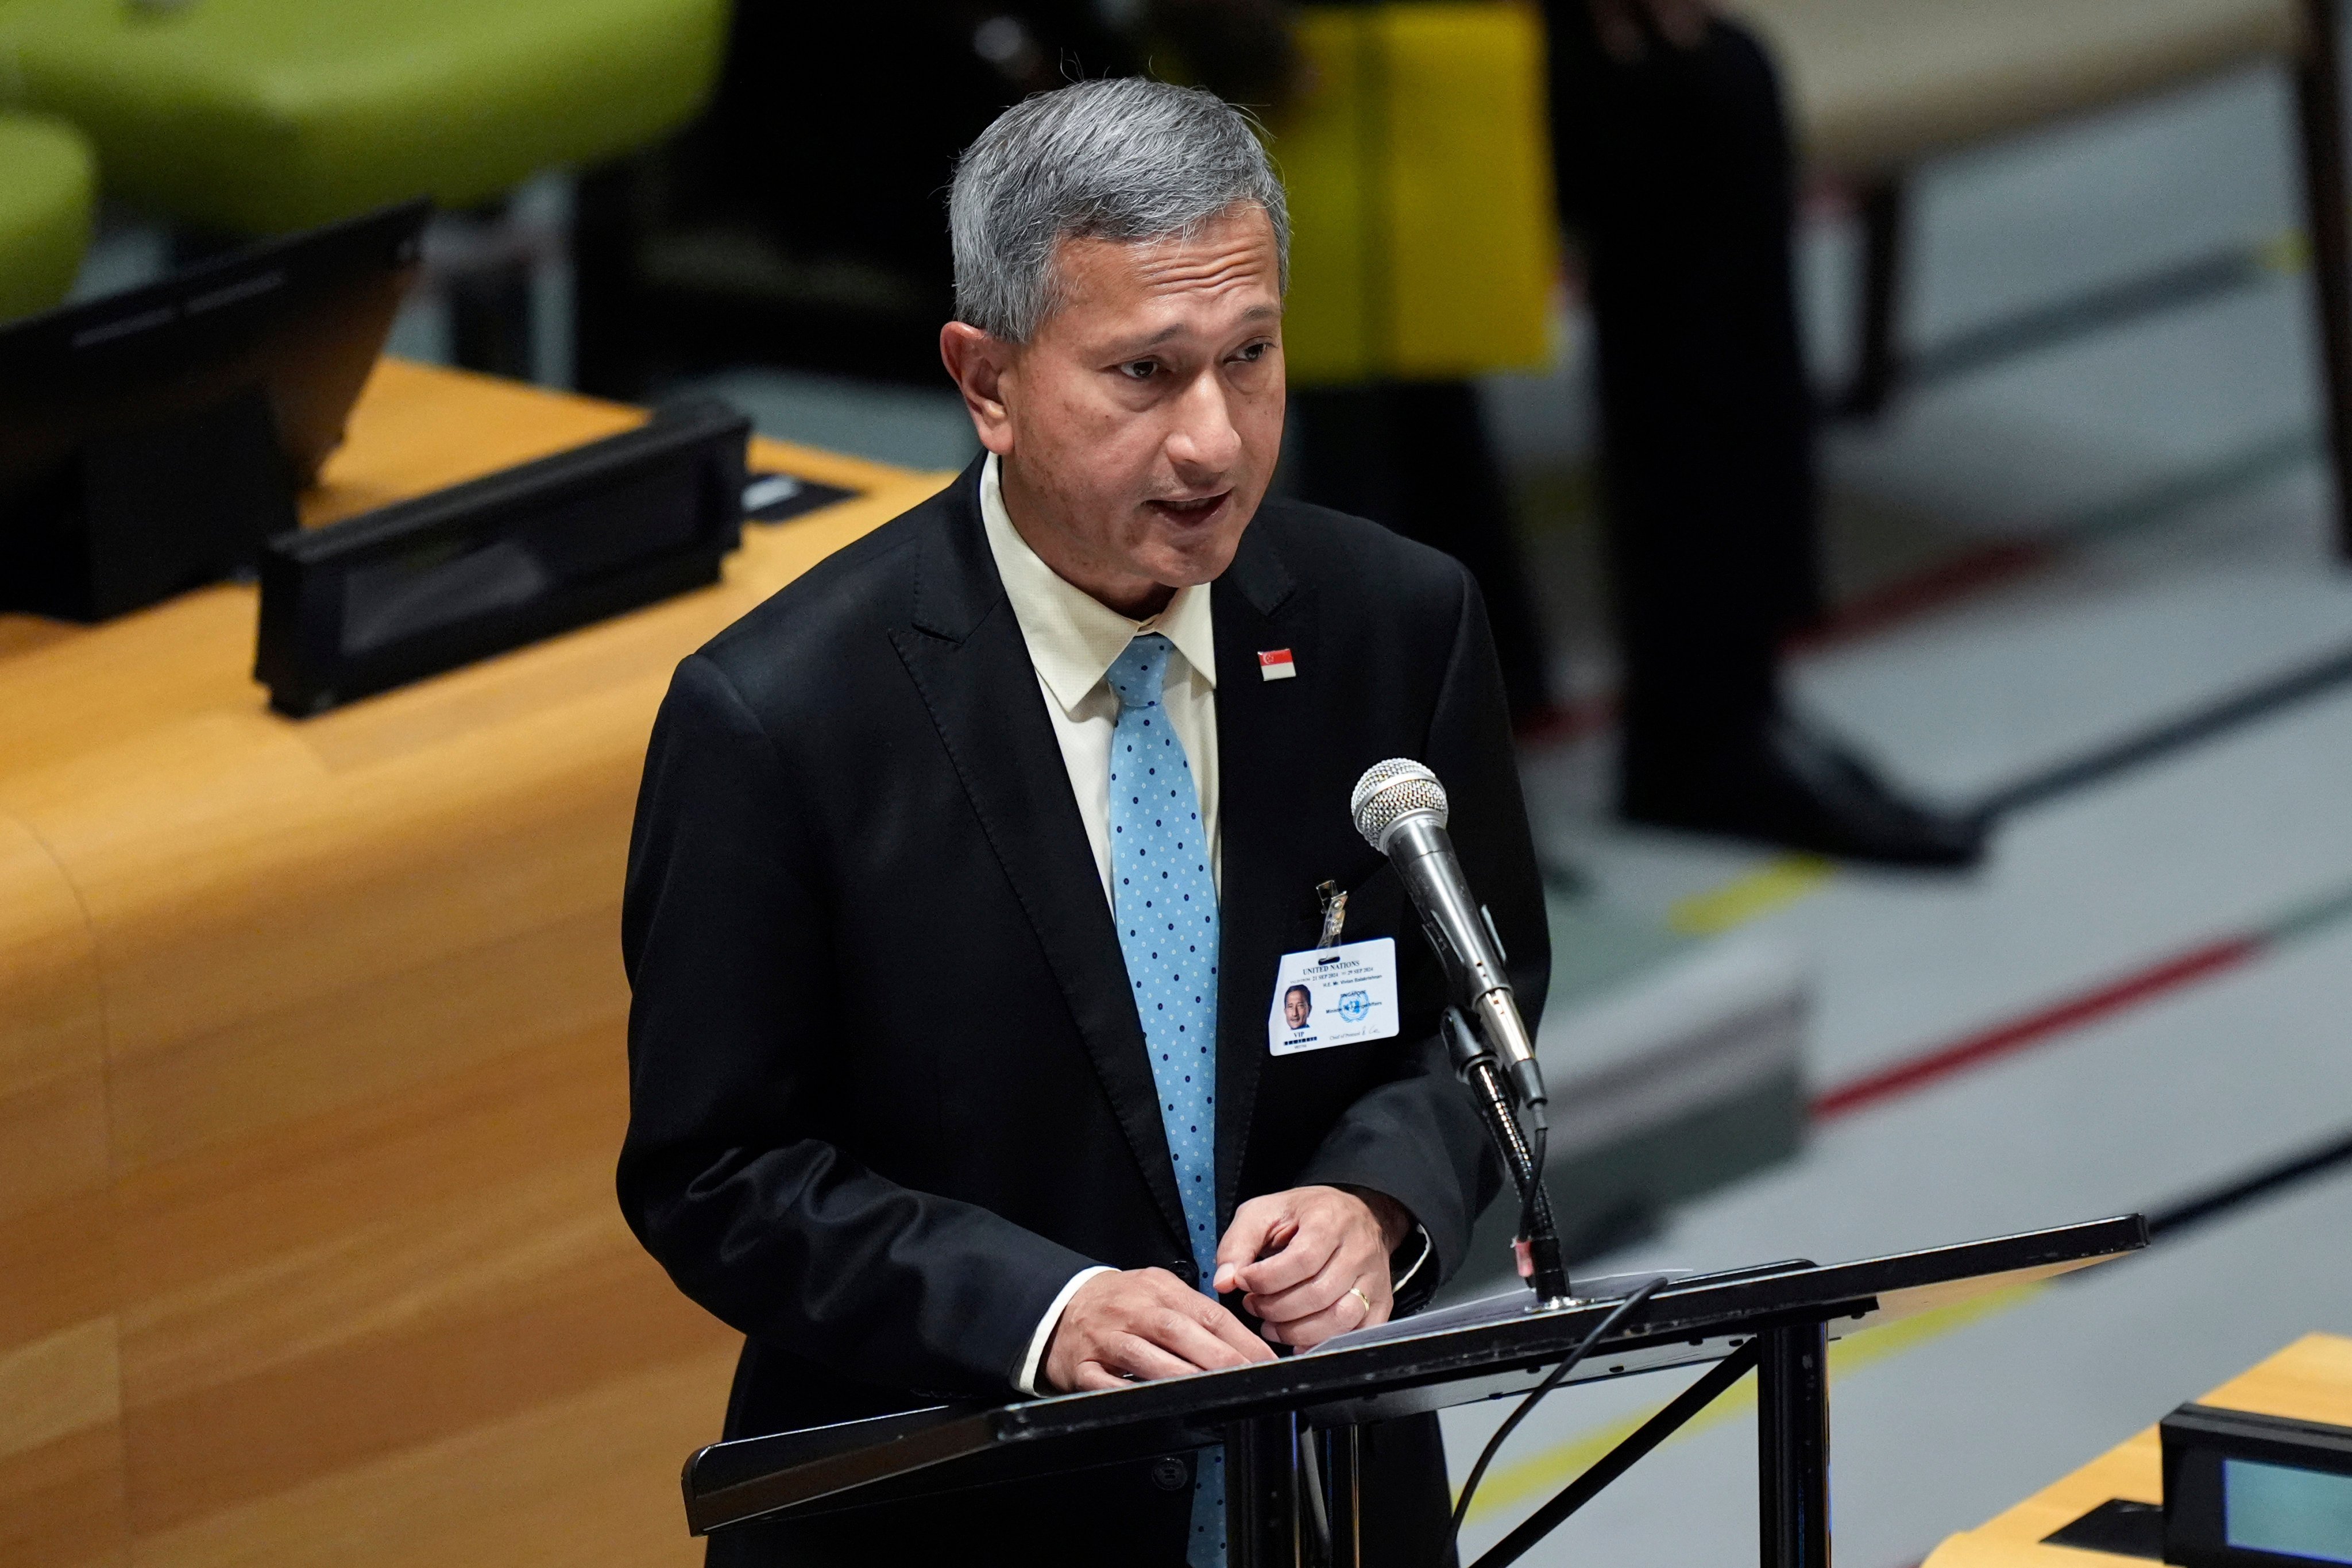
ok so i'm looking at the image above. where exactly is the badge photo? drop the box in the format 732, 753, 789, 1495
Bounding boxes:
1268, 937, 1400, 1056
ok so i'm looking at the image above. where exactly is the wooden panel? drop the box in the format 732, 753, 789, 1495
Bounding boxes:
1923, 1332, 2352, 1566
0, 810, 108, 1250
0, 810, 127, 1566
2202, 1330, 2352, 1428
113, 1025, 728, 1535
0, 360, 951, 1566
1, 1423, 130, 1568
134, 1346, 742, 1568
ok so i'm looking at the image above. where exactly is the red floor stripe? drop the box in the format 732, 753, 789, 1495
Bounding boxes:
1810, 936, 2264, 1121
1513, 690, 1620, 747
1789, 538, 2061, 655
1516, 540, 2063, 756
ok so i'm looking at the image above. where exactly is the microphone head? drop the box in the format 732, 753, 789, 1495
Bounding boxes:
1351, 758, 1449, 849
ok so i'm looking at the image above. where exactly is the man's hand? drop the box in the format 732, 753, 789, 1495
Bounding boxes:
1588, 0, 1711, 61
1041, 1267, 1279, 1393
1212, 1185, 1412, 1350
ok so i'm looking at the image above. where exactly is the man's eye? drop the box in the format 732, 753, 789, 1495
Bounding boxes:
1119, 360, 1157, 380
1234, 341, 1268, 362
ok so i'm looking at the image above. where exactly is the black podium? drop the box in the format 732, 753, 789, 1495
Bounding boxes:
681, 1213, 2146, 1567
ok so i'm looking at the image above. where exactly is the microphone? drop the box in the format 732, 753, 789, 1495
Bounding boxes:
1349, 759, 1546, 1109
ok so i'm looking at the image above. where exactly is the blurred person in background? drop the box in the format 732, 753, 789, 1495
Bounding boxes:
1295, 0, 1983, 867
644, 0, 1980, 866
670, 0, 1296, 352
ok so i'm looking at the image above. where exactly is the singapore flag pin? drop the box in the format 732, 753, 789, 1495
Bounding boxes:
1257, 648, 1296, 682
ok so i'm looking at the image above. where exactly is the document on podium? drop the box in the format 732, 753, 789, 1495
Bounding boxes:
1311, 1262, 1833, 1364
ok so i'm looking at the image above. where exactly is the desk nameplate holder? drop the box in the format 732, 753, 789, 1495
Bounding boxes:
255, 399, 750, 716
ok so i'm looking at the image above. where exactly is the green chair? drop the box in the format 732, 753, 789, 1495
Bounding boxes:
0, 111, 94, 323
0, 0, 727, 370
0, 0, 726, 233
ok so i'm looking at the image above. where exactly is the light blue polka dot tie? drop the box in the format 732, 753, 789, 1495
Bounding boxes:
1106, 633, 1225, 1568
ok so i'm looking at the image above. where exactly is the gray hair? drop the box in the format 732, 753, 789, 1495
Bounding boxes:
949, 78, 1290, 342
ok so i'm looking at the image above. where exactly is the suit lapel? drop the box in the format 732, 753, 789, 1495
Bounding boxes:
1209, 524, 1312, 1225
889, 464, 1191, 1249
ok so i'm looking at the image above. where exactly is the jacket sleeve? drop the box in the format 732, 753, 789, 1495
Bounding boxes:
616, 653, 1098, 1399
1295, 566, 1548, 1302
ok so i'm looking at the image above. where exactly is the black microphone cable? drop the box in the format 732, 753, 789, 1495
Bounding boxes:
1447, 1273, 1669, 1562
1516, 1102, 1548, 1267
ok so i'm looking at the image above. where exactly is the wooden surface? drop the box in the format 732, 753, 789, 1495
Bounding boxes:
0, 358, 949, 1567
1922, 1331, 2352, 1566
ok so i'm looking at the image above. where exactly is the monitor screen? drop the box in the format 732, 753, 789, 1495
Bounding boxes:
0, 200, 428, 619
2227, 1458, 2352, 1565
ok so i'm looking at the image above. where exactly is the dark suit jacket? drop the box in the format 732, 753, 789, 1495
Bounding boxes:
617, 457, 1549, 1565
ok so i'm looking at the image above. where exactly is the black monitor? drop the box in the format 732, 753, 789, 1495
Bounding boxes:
0, 199, 428, 621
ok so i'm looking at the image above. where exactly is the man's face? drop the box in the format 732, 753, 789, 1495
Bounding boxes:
943, 203, 1285, 615
1284, 988, 1310, 1030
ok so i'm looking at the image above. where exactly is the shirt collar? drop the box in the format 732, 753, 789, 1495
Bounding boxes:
979, 451, 1219, 716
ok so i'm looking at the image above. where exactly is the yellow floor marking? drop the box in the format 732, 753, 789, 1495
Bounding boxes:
2261, 229, 2308, 275
1667, 855, 1837, 936
1462, 1281, 2049, 1522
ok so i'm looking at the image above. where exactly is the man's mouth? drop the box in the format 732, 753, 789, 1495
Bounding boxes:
1145, 491, 1230, 523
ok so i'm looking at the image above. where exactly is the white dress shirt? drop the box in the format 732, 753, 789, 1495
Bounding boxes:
980, 453, 1222, 1393
979, 452, 1221, 899
980, 455, 1431, 1391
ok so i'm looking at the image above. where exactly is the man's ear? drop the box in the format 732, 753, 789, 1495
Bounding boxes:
940, 322, 1017, 456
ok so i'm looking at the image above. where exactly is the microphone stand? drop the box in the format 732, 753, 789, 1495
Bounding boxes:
1445, 1009, 1574, 1306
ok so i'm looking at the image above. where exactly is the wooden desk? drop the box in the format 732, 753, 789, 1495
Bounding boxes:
1924, 1333, 2352, 1566
0, 360, 948, 1568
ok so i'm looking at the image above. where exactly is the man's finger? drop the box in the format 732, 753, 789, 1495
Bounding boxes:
1215, 1196, 1288, 1264
1230, 1218, 1338, 1297
1161, 1279, 1289, 1363
1212, 1199, 1293, 1290
1261, 1306, 1350, 1348
1140, 1279, 1281, 1366
1194, 1297, 1281, 1365
1106, 1331, 1210, 1382
1260, 1288, 1378, 1349
1243, 1253, 1362, 1324
1073, 1362, 1131, 1392
1124, 1279, 1279, 1363
1141, 1303, 1274, 1372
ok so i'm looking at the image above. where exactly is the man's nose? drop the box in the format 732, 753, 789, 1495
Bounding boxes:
1165, 372, 1243, 478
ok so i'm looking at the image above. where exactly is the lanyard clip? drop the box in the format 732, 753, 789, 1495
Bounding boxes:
1315, 879, 1349, 949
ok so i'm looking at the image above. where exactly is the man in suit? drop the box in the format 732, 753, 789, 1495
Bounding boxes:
618, 78, 1545, 1566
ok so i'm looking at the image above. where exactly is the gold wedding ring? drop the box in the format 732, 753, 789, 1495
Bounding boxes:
1348, 1285, 1373, 1320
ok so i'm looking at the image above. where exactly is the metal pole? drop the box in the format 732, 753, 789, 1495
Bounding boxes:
1447, 1009, 1571, 1301
1228, 1413, 1303, 1568
1343, 1426, 1363, 1568
1837, 181, 1906, 418
1756, 1323, 1831, 1568
2295, 0, 2352, 558
1324, 1426, 1362, 1568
